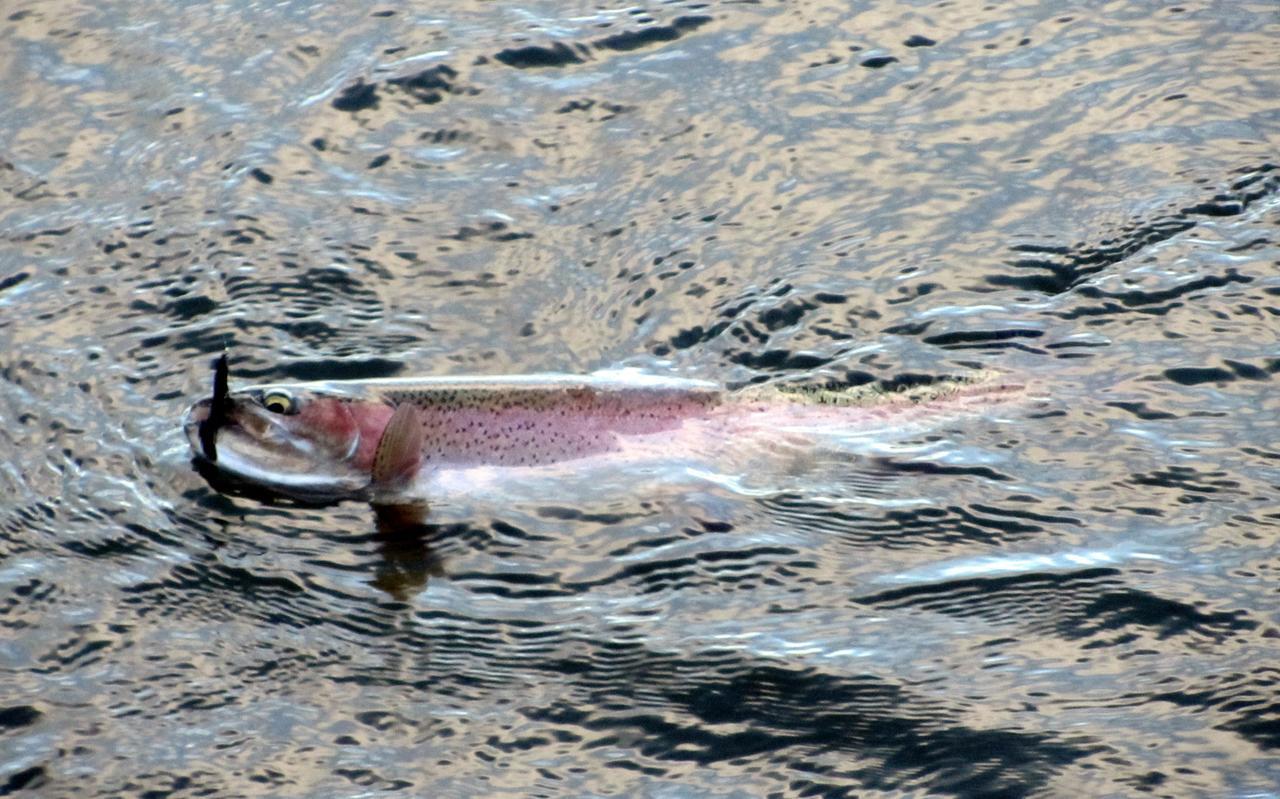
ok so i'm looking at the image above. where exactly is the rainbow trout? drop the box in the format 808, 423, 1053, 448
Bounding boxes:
184, 355, 1025, 504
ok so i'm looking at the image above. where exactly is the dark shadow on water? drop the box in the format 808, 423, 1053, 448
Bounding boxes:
370, 503, 446, 600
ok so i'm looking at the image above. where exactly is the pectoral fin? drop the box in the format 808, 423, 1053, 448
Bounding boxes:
372, 402, 423, 490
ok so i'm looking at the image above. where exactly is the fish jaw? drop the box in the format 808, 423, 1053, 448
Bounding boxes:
183, 394, 373, 504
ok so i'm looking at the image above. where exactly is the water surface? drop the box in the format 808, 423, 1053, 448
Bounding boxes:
2, 0, 1278, 796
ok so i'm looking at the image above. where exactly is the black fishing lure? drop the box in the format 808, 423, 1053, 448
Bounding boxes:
197, 352, 230, 462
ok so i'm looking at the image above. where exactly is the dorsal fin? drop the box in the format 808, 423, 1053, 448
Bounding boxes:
372, 402, 423, 490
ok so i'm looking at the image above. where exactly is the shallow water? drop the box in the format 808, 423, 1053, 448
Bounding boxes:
2, 0, 1279, 796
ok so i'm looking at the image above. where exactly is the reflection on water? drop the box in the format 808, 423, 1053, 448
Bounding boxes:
2, 0, 1279, 796
370, 504, 444, 600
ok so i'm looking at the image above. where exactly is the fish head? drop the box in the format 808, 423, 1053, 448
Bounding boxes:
184, 380, 377, 504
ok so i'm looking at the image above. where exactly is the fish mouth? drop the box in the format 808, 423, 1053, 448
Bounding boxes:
183, 356, 369, 505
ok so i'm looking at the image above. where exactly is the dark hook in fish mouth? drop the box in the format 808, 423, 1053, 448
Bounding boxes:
198, 352, 231, 462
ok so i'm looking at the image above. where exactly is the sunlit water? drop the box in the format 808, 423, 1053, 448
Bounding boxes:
2, 0, 1278, 796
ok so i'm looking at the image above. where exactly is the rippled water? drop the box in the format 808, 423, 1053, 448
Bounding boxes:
2, 0, 1279, 796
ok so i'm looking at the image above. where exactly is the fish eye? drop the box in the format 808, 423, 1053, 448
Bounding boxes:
262, 391, 297, 415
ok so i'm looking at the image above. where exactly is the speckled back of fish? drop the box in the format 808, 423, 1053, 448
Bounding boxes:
375, 376, 724, 469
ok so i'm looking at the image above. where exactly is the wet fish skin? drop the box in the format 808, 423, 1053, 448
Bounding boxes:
184, 369, 1027, 506
184, 371, 726, 504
